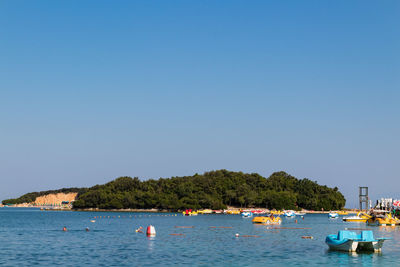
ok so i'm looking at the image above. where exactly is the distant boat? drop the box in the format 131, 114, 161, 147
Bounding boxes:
328, 212, 339, 219
198, 209, 213, 214
252, 216, 282, 225
241, 211, 253, 218
343, 212, 371, 222
337, 211, 349, 215
284, 210, 296, 217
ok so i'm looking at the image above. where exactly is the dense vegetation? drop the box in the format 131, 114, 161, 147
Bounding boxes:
2, 188, 87, 205
71, 170, 345, 211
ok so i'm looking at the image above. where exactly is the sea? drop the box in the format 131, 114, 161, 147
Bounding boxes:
0, 208, 399, 266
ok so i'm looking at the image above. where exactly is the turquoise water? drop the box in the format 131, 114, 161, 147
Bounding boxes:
0, 208, 399, 266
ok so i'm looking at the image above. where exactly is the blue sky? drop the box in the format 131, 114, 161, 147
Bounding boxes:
1, 1, 399, 207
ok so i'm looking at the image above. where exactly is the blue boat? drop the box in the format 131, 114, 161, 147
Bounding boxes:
328, 212, 339, 219
326, 230, 388, 252
241, 211, 253, 218
284, 210, 296, 217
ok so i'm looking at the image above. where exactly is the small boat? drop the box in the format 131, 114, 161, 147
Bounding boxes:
326, 230, 388, 252
337, 211, 349, 215
343, 212, 371, 222
270, 210, 284, 215
252, 216, 282, 225
241, 211, 253, 218
284, 210, 296, 217
197, 209, 213, 214
328, 212, 339, 219
367, 213, 399, 226
225, 210, 240, 215
183, 210, 198, 216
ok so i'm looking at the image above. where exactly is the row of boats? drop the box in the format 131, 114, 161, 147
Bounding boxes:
184, 208, 400, 226
329, 210, 400, 226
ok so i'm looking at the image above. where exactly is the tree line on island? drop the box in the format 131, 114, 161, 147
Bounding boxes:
2, 170, 346, 211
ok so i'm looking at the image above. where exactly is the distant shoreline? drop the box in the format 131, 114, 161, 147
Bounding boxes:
2, 206, 359, 214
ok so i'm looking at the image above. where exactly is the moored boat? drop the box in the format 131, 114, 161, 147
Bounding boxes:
326, 230, 388, 252
183, 210, 198, 216
241, 211, 253, 218
198, 209, 213, 214
225, 209, 241, 215
343, 212, 371, 222
328, 212, 339, 219
367, 213, 399, 226
270, 210, 284, 215
252, 215, 282, 225
284, 210, 296, 217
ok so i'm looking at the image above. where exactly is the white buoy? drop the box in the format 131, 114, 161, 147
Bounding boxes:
235, 233, 239, 237
146, 225, 156, 236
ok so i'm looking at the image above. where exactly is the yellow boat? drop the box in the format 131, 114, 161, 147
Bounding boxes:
182, 211, 198, 216
270, 210, 284, 215
226, 210, 241, 215
337, 211, 349, 215
252, 216, 282, 225
197, 209, 213, 214
367, 213, 399, 226
343, 212, 371, 222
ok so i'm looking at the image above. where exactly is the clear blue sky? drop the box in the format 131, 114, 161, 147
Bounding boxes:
1, 1, 399, 207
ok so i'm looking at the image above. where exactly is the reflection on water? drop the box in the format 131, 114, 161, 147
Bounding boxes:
0, 208, 399, 266
147, 236, 156, 251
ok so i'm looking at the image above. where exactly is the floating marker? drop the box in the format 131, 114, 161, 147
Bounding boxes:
146, 225, 156, 236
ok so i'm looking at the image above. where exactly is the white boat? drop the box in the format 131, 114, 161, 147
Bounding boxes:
295, 212, 306, 216
328, 212, 339, 219
241, 211, 253, 218
284, 210, 296, 217
343, 212, 371, 222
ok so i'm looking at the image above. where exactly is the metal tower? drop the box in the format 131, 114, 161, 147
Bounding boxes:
359, 187, 368, 210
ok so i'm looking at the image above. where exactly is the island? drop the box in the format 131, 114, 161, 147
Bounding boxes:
2, 170, 345, 211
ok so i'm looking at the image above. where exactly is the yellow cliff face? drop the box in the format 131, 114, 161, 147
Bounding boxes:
34, 193, 78, 206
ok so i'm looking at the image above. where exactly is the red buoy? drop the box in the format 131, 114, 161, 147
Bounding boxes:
146, 225, 156, 236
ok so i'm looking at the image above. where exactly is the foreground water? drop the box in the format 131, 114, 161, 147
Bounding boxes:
0, 208, 399, 266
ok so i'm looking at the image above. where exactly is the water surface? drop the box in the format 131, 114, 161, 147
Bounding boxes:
0, 208, 399, 266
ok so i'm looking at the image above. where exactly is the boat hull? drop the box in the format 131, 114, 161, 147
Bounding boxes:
327, 240, 384, 252
343, 218, 368, 223
326, 230, 386, 253
326, 240, 358, 252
